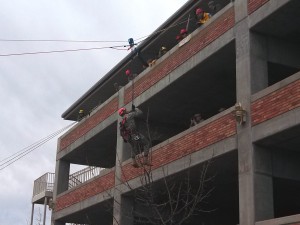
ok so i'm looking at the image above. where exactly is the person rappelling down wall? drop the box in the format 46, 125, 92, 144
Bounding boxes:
118, 105, 151, 168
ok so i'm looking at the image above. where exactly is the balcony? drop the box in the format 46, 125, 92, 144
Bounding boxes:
32, 172, 54, 204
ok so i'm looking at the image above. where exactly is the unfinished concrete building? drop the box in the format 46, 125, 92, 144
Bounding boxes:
51, 0, 300, 224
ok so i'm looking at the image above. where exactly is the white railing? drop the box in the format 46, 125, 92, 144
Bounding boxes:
33, 167, 102, 199
32, 172, 55, 197
68, 166, 101, 189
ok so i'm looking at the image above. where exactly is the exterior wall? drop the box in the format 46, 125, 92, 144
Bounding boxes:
252, 79, 300, 125
121, 113, 236, 181
54, 170, 114, 211
52, 1, 300, 225
248, 0, 270, 14
59, 97, 118, 151
124, 7, 235, 105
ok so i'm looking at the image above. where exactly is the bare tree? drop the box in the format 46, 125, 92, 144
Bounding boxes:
124, 156, 214, 225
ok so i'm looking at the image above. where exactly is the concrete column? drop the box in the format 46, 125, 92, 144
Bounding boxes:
250, 33, 268, 93
53, 159, 70, 196
115, 86, 130, 185
113, 86, 134, 225
51, 159, 69, 225
235, 16, 255, 225
113, 193, 134, 225
30, 203, 35, 225
43, 197, 47, 225
254, 146, 274, 221
234, 0, 248, 23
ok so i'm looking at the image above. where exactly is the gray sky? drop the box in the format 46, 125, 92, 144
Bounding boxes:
0, 0, 187, 224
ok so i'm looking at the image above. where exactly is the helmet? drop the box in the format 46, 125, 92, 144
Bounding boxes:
125, 69, 131, 76
161, 46, 167, 51
79, 109, 84, 114
196, 8, 203, 15
118, 107, 126, 116
180, 28, 187, 35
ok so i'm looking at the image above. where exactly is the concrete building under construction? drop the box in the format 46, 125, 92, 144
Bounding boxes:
49, 0, 300, 224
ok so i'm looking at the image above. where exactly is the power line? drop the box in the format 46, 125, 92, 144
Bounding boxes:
0, 39, 127, 43
0, 45, 129, 57
0, 17, 193, 57
0, 122, 76, 171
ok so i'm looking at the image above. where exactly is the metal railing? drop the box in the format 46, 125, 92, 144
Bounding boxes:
68, 166, 101, 189
32, 172, 55, 197
32, 167, 102, 199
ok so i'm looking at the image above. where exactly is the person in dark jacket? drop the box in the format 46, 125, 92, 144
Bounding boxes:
119, 105, 151, 167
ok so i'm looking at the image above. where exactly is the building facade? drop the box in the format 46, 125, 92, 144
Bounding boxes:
52, 0, 300, 224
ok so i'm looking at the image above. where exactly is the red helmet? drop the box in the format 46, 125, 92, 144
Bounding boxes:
180, 28, 187, 35
118, 107, 126, 116
196, 8, 203, 15
125, 69, 131, 76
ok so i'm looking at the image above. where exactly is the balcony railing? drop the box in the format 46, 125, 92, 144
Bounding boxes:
32, 172, 55, 198
68, 166, 101, 189
33, 167, 102, 201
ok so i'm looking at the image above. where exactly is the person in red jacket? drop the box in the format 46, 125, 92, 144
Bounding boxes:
119, 105, 151, 167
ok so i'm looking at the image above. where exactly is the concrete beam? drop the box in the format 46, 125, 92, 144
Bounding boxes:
117, 134, 237, 193
256, 213, 300, 225
252, 107, 300, 143
249, 0, 291, 28
57, 112, 117, 160
53, 189, 113, 221
132, 28, 235, 107
254, 146, 274, 221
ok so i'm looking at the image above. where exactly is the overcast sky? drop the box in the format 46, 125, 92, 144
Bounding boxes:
0, 0, 188, 224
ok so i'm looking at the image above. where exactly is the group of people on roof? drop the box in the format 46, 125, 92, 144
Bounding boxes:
176, 1, 222, 42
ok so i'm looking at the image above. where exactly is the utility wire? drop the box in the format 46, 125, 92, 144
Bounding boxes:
0, 122, 75, 165
0, 121, 76, 171
0, 45, 129, 57
0, 17, 193, 57
0, 39, 127, 43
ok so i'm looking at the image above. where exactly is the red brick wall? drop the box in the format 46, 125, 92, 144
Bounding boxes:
248, 0, 270, 15
54, 171, 115, 211
124, 7, 235, 105
121, 113, 236, 181
252, 80, 300, 125
59, 97, 118, 151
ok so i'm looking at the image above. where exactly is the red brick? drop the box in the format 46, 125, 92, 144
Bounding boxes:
248, 0, 270, 15
251, 80, 300, 125
55, 171, 115, 211
121, 113, 236, 181
124, 7, 235, 105
59, 97, 118, 151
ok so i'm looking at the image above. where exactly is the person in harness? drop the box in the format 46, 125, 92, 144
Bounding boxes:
119, 105, 151, 168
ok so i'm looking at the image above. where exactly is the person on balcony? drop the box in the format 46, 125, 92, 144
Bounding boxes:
176, 28, 188, 42
195, 8, 211, 26
77, 109, 85, 121
158, 46, 168, 59
190, 113, 204, 127
118, 105, 151, 167
208, 1, 222, 15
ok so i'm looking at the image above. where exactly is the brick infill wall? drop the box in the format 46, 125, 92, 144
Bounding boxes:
59, 97, 118, 151
124, 7, 235, 105
54, 171, 115, 212
121, 113, 236, 181
248, 0, 270, 15
252, 80, 300, 125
